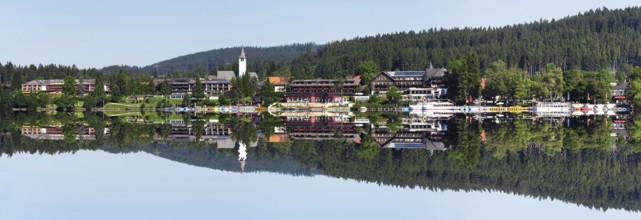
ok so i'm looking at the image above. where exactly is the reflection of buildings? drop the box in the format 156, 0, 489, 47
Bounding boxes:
282, 116, 362, 143
371, 118, 448, 155
612, 118, 629, 139
159, 121, 259, 149
158, 120, 259, 171
21, 124, 101, 141
401, 117, 448, 132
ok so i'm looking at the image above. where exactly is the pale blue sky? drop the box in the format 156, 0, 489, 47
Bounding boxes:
2, 151, 639, 220
0, 0, 639, 68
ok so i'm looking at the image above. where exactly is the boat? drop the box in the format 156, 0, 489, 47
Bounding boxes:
572, 103, 583, 110
595, 104, 605, 110
606, 103, 616, 109
533, 102, 572, 117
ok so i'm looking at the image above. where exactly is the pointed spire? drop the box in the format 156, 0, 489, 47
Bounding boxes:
429, 61, 433, 69
239, 47, 246, 59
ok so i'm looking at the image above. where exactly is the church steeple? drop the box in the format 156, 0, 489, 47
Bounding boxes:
238, 47, 247, 77
239, 47, 246, 59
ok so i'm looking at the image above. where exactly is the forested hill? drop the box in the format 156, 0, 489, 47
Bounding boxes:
101, 43, 319, 75
312, 7, 641, 78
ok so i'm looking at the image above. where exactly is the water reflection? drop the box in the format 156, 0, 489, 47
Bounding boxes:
2, 112, 641, 212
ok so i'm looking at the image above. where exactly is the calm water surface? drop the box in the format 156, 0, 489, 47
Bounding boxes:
1, 149, 639, 220
2, 113, 641, 219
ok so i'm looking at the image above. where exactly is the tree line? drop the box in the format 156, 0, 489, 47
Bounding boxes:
302, 7, 641, 79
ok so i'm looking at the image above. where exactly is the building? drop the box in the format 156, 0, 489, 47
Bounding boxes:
268, 77, 289, 92
216, 48, 258, 80
352, 95, 370, 102
284, 77, 360, 103
370, 117, 448, 154
401, 87, 448, 103
239, 48, 247, 77
169, 77, 232, 99
611, 82, 628, 104
370, 67, 447, 100
283, 92, 344, 103
289, 78, 360, 94
169, 48, 259, 99
400, 117, 448, 133
21, 79, 109, 94
160, 122, 235, 147
21, 124, 99, 141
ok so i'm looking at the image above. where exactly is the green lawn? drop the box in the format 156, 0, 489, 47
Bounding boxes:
146, 96, 182, 105
104, 102, 142, 108
104, 111, 143, 117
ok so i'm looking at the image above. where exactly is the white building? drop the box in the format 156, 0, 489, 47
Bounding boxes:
239, 47, 247, 78
216, 48, 257, 80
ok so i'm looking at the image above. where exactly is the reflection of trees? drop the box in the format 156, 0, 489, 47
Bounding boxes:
6, 114, 641, 211
479, 118, 617, 159
108, 118, 156, 148
257, 113, 285, 138
230, 118, 258, 147
384, 113, 402, 133
192, 120, 205, 141
357, 138, 380, 160
628, 114, 641, 151
62, 124, 76, 143
447, 118, 482, 166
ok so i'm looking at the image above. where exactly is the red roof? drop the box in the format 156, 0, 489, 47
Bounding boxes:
268, 77, 289, 85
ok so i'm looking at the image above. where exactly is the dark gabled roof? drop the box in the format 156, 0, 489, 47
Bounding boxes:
612, 82, 629, 91
22, 79, 98, 86
201, 79, 230, 84
169, 78, 195, 85
425, 141, 446, 151
372, 72, 395, 81
378, 68, 446, 79
426, 68, 446, 78
389, 71, 426, 77
290, 78, 360, 86
217, 71, 236, 80
77, 79, 96, 85
382, 142, 425, 149
382, 141, 446, 151
174, 78, 193, 82
239, 48, 246, 59
22, 80, 55, 86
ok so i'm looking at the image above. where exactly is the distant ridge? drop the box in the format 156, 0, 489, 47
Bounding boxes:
101, 43, 319, 75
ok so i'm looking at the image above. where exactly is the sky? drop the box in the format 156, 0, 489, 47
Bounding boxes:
2, 150, 640, 220
0, 0, 639, 69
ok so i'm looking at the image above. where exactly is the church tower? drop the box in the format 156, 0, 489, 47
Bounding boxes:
238, 47, 247, 77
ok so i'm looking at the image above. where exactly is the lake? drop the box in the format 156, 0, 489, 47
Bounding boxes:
1, 112, 640, 219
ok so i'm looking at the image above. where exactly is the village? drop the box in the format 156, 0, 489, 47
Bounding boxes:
16, 49, 634, 162
19, 48, 632, 119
